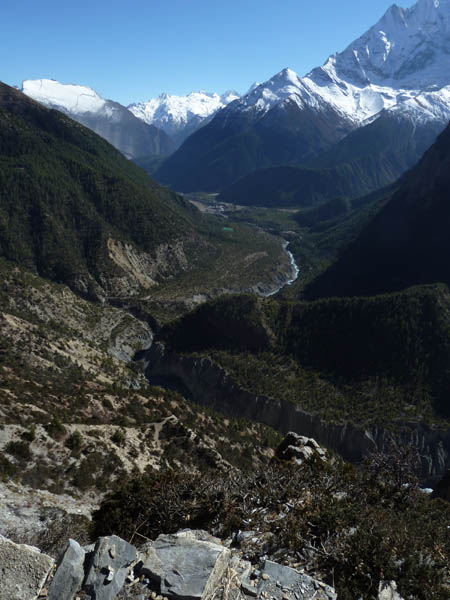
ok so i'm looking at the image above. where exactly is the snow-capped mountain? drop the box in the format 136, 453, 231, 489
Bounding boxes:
22, 79, 107, 115
301, 0, 450, 123
155, 0, 450, 194
154, 67, 355, 192
226, 0, 450, 126
128, 90, 240, 146
22, 79, 175, 160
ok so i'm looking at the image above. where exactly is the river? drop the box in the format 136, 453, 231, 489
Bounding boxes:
265, 240, 300, 297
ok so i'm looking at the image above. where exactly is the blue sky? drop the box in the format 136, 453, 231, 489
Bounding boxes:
3, 0, 413, 105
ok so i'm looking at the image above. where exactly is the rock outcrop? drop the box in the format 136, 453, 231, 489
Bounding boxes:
138, 530, 230, 600
248, 560, 336, 600
0, 530, 337, 600
275, 431, 328, 465
84, 535, 138, 600
48, 539, 86, 600
378, 580, 405, 600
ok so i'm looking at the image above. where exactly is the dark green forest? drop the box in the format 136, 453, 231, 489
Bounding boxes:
161, 285, 450, 424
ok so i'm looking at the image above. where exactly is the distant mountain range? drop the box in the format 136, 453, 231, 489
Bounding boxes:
128, 90, 240, 147
20, 0, 450, 206
155, 0, 450, 201
21, 80, 240, 159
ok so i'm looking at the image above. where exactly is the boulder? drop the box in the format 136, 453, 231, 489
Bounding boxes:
378, 581, 405, 600
48, 538, 86, 600
275, 432, 327, 465
138, 529, 231, 600
241, 559, 336, 600
0, 534, 54, 600
84, 535, 137, 600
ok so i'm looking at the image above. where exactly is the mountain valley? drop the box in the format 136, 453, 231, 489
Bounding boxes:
3, 1, 450, 598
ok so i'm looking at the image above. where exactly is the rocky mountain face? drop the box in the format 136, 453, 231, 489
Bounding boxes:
129, 90, 240, 147
144, 285, 450, 483
21, 79, 176, 160
155, 0, 450, 198
145, 340, 450, 486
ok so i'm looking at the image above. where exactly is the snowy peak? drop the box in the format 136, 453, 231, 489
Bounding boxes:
234, 67, 310, 115
22, 79, 107, 115
128, 89, 240, 139
388, 84, 450, 122
211, 0, 450, 143
315, 0, 450, 90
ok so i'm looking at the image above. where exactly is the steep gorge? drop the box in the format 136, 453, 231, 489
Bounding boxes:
144, 342, 450, 485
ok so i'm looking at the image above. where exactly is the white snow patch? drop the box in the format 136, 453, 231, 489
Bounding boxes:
22, 79, 106, 114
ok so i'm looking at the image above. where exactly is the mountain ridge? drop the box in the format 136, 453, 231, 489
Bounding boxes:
154, 0, 450, 194
21, 78, 175, 160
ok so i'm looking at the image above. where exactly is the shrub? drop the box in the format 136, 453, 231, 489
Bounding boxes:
0, 451, 18, 480
65, 430, 83, 452
91, 452, 450, 600
21, 424, 36, 442
45, 415, 67, 440
5, 440, 31, 461
111, 429, 125, 447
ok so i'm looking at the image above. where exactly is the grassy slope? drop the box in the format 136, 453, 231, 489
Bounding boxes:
0, 258, 280, 490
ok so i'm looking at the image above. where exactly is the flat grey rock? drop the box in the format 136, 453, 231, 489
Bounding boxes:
0, 534, 54, 600
84, 535, 137, 600
247, 560, 336, 600
48, 538, 86, 600
139, 530, 230, 600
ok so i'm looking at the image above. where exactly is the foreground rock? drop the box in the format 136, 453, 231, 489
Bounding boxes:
0, 534, 54, 600
84, 535, 138, 600
240, 560, 336, 600
139, 530, 230, 600
48, 539, 86, 600
0, 530, 337, 600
